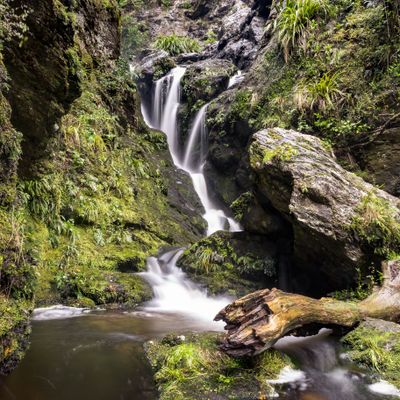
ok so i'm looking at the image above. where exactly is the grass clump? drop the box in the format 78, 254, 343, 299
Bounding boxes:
154, 34, 201, 56
273, 0, 331, 62
351, 191, 400, 257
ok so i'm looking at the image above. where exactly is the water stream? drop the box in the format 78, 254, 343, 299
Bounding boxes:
2, 67, 399, 400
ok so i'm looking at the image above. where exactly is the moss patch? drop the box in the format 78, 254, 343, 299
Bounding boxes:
0, 296, 32, 375
145, 332, 294, 400
342, 319, 400, 387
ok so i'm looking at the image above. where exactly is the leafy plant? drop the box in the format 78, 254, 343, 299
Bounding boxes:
273, 0, 330, 61
194, 247, 220, 274
294, 71, 346, 112
154, 34, 201, 56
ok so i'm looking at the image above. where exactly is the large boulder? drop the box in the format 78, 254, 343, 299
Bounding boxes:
249, 128, 400, 291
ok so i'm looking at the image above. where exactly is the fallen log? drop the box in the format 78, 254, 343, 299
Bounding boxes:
215, 260, 400, 357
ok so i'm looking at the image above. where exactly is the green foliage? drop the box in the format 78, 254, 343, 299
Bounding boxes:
343, 325, 400, 387
178, 232, 277, 297
251, 0, 399, 149
146, 333, 294, 400
230, 90, 253, 122
0, 1, 29, 45
330, 265, 382, 301
273, 0, 330, 62
121, 14, 149, 58
294, 72, 346, 113
154, 34, 201, 56
351, 191, 400, 257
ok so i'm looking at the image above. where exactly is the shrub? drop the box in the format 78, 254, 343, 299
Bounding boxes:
154, 34, 201, 56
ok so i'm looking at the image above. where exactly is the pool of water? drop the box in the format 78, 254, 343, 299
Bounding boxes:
0, 311, 398, 400
0, 310, 221, 400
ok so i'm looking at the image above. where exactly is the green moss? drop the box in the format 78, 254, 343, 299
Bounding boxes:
263, 142, 298, 163
351, 191, 400, 257
342, 323, 400, 387
0, 296, 32, 375
145, 333, 294, 400
230, 192, 253, 222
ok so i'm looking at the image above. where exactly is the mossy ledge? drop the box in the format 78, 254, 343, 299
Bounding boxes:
145, 332, 294, 400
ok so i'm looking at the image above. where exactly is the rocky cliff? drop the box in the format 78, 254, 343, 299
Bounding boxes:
0, 0, 204, 374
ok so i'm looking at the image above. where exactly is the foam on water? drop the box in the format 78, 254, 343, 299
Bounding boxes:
267, 366, 306, 385
32, 305, 90, 321
368, 381, 400, 397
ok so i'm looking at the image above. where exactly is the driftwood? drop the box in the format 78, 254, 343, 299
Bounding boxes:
215, 260, 400, 357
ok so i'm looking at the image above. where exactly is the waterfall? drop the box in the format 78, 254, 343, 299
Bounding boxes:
148, 67, 241, 236
150, 66, 186, 165
137, 66, 242, 321
182, 103, 208, 170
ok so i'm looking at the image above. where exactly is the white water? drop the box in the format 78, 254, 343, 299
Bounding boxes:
148, 67, 241, 236
228, 70, 244, 89
369, 381, 400, 397
138, 67, 243, 321
139, 249, 230, 328
32, 305, 91, 321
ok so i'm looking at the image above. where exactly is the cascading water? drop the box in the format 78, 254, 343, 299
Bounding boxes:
147, 67, 241, 236
138, 67, 241, 322
228, 70, 244, 89
139, 249, 230, 327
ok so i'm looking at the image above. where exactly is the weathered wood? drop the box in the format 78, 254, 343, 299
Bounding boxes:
215, 260, 400, 357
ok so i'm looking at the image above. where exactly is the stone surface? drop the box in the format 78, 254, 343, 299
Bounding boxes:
249, 128, 400, 290
178, 230, 278, 297
361, 127, 400, 197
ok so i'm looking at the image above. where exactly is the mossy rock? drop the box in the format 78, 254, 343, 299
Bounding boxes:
0, 297, 33, 375
145, 332, 294, 400
178, 231, 278, 297
342, 318, 400, 388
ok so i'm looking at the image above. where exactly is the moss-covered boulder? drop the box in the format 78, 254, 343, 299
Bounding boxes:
342, 318, 400, 388
145, 332, 294, 400
0, 297, 32, 376
177, 231, 278, 297
54, 269, 152, 308
249, 128, 400, 292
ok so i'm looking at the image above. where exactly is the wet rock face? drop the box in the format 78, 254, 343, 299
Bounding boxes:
181, 59, 236, 106
360, 127, 400, 197
177, 230, 279, 297
249, 128, 400, 291
3, 0, 120, 176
